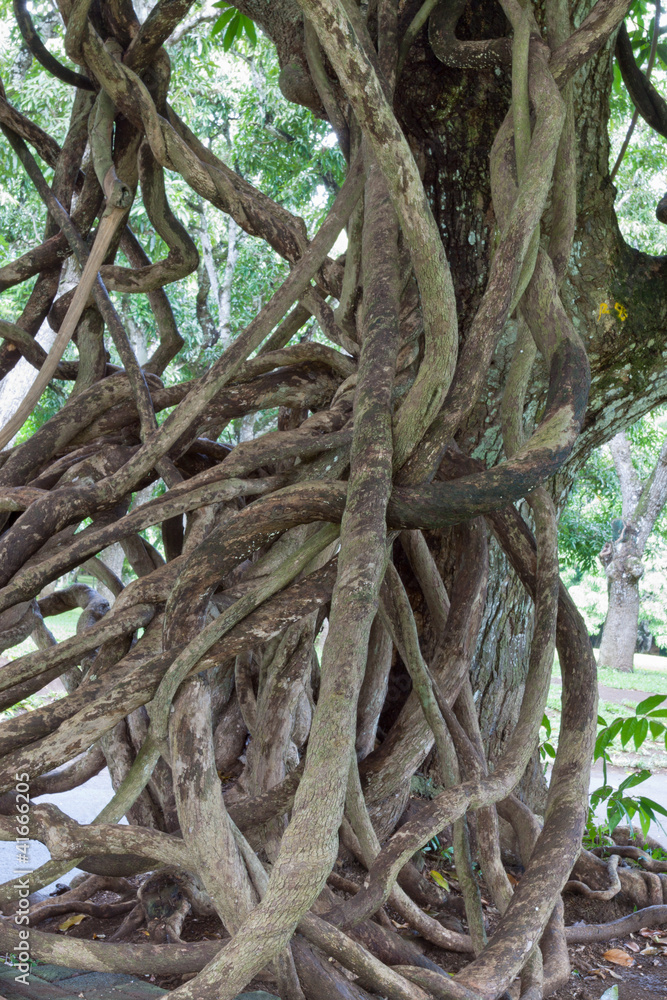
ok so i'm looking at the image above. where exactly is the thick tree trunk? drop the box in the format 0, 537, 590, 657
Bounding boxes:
597, 566, 641, 672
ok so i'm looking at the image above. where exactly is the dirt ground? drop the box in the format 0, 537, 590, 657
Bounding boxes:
550, 941, 667, 999
31, 856, 667, 998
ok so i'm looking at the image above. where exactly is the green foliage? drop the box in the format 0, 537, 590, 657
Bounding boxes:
538, 713, 556, 769
212, 2, 257, 51
559, 407, 667, 646
586, 697, 667, 846
558, 407, 667, 576
559, 449, 621, 574
609, 0, 667, 256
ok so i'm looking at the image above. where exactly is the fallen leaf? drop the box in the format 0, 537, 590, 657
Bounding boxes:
429, 870, 449, 891
603, 949, 634, 968
625, 940, 640, 952
641, 946, 660, 955
640, 927, 661, 937
507, 872, 520, 886
58, 913, 87, 931
599, 987, 619, 1000
608, 970, 623, 979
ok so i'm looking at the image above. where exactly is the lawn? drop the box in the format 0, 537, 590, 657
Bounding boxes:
546, 651, 667, 771
0, 609, 81, 720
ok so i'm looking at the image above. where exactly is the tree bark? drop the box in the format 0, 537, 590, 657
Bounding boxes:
598, 431, 667, 670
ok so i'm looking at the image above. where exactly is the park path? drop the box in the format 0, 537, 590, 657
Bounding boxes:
0, 961, 277, 999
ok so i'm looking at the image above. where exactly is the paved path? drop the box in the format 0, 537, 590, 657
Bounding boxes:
589, 764, 667, 847
0, 963, 165, 999
0, 769, 122, 902
0, 961, 277, 999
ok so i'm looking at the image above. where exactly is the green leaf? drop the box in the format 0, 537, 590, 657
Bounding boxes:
541, 714, 552, 739
639, 805, 652, 838
211, 7, 237, 37
600, 985, 619, 1000
633, 716, 649, 750
649, 720, 665, 740
590, 784, 613, 809
607, 807, 625, 834
621, 716, 636, 748
241, 14, 257, 45
607, 717, 624, 741
637, 796, 667, 818
617, 768, 651, 793
597, 714, 608, 727
223, 14, 241, 51
543, 743, 556, 758
636, 694, 667, 715
617, 796, 638, 817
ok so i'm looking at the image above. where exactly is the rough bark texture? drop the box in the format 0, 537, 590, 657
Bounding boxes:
598, 430, 667, 670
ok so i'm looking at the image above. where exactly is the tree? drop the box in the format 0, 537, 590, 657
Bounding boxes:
0, 1, 667, 1000
558, 408, 667, 655
597, 426, 667, 670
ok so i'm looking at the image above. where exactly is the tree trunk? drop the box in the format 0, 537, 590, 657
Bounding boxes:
597, 564, 642, 672
597, 430, 667, 671
597, 527, 642, 673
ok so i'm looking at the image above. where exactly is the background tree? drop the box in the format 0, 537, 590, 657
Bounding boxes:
0, 2, 667, 1000
597, 426, 667, 670
558, 407, 667, 661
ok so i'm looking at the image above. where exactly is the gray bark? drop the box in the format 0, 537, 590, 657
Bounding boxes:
598, 430, 667, 671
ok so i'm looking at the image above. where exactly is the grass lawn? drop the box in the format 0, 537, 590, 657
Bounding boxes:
0, 609, 81, 720
6, 608, 82, 658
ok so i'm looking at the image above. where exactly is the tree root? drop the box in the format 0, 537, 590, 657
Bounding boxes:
565, 904, 667, 942
28, 897, 137, 926
110, 867, 216, 943
12, 874, 134, 924
0, 918, 222, 974
592, 844, 667, 873
564, 853, 621, 899
570, 846, 667, 908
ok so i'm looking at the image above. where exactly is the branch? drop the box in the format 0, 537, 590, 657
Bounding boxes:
611, 0, 662, 179
12, 0, 94, 90
609, 429, 642, 516
635, 434, 667, 549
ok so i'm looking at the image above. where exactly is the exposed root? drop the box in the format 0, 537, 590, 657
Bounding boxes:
110, 867, 216, 943
564, 852, 621, 900
564, 903, 667, 942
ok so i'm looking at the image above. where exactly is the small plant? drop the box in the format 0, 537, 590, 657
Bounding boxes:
538, 714, 556, 772
585, 695, 667, 846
